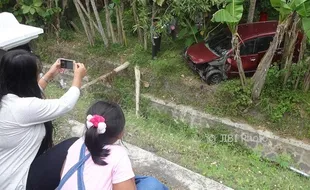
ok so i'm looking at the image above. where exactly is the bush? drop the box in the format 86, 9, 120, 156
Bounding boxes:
261, 66, 309, 123
216, 80, 253, 116
0, 0, 61, 27
213, 64, 310, 125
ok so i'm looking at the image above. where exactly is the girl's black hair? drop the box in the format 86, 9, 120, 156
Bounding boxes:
84, 101, 125, 166
0, 50, 53, 155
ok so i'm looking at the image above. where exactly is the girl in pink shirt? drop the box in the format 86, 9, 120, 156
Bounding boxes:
58, 101, 168, 190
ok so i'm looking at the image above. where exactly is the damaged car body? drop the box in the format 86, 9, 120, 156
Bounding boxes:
184, 21, 302, 85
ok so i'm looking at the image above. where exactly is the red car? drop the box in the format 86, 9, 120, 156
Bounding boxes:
184, 21, 302, 85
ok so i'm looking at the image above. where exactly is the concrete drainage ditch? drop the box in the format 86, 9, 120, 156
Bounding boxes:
142, 94, 310, 176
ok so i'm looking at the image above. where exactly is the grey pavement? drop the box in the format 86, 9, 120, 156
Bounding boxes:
68, 120, 233, 190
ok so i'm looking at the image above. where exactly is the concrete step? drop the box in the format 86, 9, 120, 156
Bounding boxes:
68, 120, 233, 190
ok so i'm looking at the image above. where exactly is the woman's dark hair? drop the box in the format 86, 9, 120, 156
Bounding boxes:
85, 101, 125, 166
0, 50, 53, 155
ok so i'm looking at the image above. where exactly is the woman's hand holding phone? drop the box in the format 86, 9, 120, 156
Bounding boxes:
74, 62, 87, 79
39, 59, 62, 90
46, 59, 61, 79
72, 62, 87, 89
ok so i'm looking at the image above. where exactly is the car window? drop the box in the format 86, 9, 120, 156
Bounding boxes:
255, 36, 274, 53
240, 39, 256, 56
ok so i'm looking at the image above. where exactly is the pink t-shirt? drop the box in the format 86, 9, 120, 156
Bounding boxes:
60, 138, 135, 190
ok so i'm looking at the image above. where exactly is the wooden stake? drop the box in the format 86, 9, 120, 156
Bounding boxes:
135, 65, 141, 117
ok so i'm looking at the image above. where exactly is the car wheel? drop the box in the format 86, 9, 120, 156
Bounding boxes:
205, 70, 223, 85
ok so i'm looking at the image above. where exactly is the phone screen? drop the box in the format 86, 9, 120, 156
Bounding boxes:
60, 59, 74, 69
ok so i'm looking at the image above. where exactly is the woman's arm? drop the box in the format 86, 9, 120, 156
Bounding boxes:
15, 86, 80, 126
39, 60, 86, 90
15, 63, 87, 126
113, 178, 136, 190
38, 59, 61, 90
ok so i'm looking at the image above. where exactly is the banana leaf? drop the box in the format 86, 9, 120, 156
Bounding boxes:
211, 0, 244, 23
302, 17, 310, 42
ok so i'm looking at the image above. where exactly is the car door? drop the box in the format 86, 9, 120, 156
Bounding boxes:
228, 38, 258, 76
255, 36, 275, 64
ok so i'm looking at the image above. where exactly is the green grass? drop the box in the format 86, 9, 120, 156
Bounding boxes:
44, 81, 310, 190
36, 27, 310, 139
125, 111, 310, 190
33, 8, 310, 189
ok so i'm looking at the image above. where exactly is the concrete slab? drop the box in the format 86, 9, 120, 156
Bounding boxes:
69, 120, 233, 190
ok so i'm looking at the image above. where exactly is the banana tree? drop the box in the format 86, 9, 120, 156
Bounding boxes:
112, 0, 127, 46
300, 15, 310, 91
212, 0, 246, 87
252, 0, 310, 99
282, 0, 310, 86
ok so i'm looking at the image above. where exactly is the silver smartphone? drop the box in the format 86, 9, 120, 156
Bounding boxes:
60, 58, 75, 69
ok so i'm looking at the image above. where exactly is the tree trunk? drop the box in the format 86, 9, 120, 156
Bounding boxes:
294, 34, 307, 89
233, 32, 246, 87
119, 1, 127, 46
247, 0, 257, 23
283, 13, 300, 87
47, 0, 53, 33
90, 0, 109, 47
280, 13, 295, 69
55, 6, 60, 41
86, 0, 95, 37
103, 0, 111, 38
252, 18, 290, 100
115, 5, 122, 43
104, 0, 117, 43
73, 0, 94, 45
132, 0, 143, 43
61, 0, 69, 17
76, 0, 99, 32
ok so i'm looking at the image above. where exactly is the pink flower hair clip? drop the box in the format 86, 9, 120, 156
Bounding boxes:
86, 115, 107, 134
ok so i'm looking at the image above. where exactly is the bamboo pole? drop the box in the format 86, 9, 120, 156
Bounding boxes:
104, 0, 117, 43
90, 0, 109, 47
115, 5, 122, 43
81, 62, 130, 89
77, 0, 100, 32
73, 0, 94, 45
120, 1, 127, 46
132, 0, 143, 43
86, 0, 95, 37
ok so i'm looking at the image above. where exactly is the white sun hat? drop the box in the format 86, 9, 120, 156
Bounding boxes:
0, 12, 44, 50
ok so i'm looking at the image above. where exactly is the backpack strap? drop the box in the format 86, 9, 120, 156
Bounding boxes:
56, 144, 90, 190
77, 144, 88, 190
